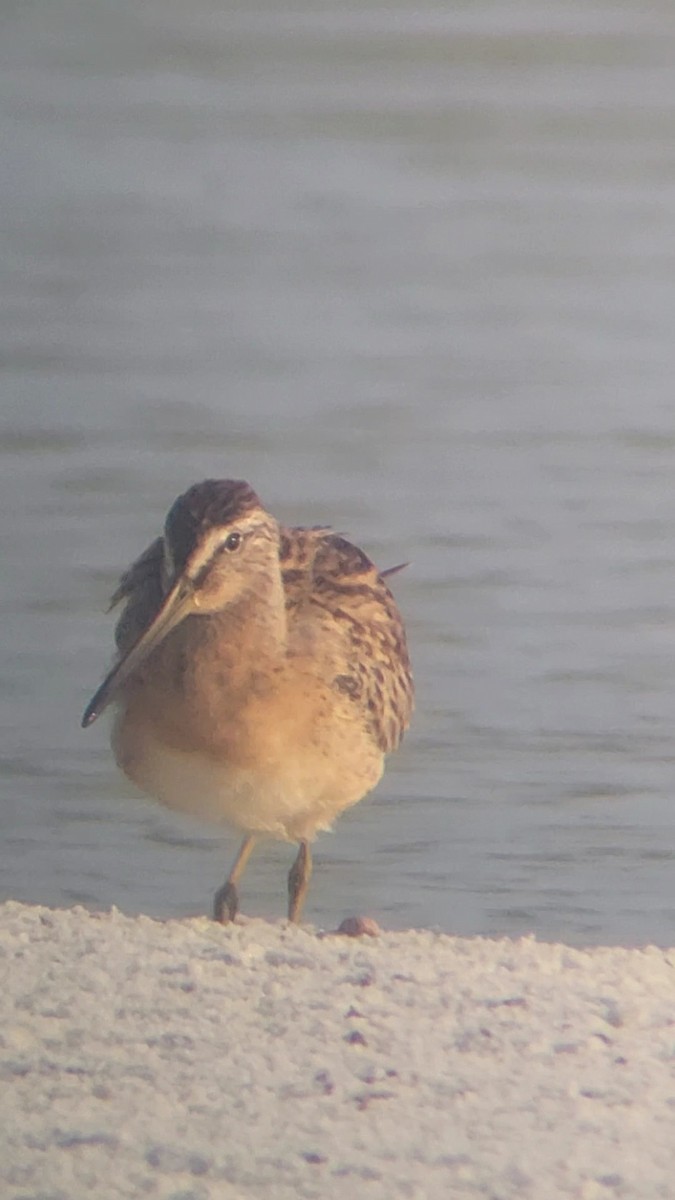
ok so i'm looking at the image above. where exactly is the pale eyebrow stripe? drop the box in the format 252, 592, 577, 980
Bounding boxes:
184, 516, 263, 581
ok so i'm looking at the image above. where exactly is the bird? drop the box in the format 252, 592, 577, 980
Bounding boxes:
82, 479, 413, 924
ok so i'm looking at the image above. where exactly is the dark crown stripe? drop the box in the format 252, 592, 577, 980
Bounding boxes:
165, 479, 261, 573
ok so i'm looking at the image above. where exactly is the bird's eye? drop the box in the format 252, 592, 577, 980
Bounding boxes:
224, 531, 242, 552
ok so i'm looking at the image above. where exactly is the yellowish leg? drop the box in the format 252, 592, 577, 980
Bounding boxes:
287, 840, 312, 923
213, 834, 257, 923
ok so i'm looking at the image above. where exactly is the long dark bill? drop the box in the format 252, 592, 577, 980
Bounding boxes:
81, 578, 195, 728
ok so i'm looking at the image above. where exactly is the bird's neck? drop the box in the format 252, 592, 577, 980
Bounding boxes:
228, 573, 288, 664
187, 570, 288, 699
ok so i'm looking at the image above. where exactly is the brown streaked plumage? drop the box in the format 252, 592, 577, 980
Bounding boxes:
82, 479, 413, 923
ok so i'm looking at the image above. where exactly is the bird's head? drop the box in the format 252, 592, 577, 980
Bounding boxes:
82, 479, 280, 727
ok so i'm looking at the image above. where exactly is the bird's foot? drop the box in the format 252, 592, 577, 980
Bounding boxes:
213, 881, 239, 924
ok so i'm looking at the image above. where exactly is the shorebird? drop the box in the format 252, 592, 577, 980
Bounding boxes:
82, 479, 413, 923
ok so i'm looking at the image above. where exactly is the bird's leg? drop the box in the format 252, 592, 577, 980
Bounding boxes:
213, 834, 257, 923
287, 840, 312, 923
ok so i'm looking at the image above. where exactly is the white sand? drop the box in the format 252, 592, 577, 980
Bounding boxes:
1, 903, 674, 1200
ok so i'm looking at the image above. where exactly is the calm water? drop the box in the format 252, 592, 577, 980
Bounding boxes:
2, 0, 675, 945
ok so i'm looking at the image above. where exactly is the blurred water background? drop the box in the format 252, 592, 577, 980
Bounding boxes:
2, 0, 675, 945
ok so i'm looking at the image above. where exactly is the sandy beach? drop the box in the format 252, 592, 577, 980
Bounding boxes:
1, 902, 674, 1199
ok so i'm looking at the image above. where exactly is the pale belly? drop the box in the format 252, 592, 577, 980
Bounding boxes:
112, 705, 383, 843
